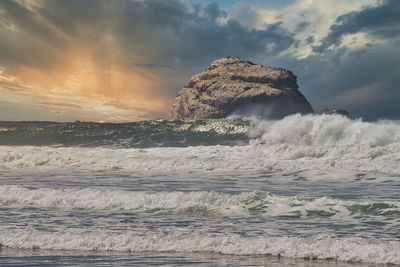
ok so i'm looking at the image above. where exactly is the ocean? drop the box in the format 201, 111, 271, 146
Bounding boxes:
0, 114, 399, 266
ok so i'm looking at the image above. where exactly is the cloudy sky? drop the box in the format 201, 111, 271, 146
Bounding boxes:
0, 0, 399, 121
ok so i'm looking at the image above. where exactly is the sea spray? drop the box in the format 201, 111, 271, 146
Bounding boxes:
248, 114, 400, 146
1, 114, 400, 148
1, 114, 400, 266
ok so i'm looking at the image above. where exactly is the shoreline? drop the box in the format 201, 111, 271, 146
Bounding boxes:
0, 248, 388, 267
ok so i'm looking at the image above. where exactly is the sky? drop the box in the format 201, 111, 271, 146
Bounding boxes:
0, 0, 399, 121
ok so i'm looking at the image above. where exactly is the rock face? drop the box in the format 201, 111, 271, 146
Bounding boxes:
171, 56, 314, 119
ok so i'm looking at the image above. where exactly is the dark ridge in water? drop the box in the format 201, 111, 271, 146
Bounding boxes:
0, 119, 250, 148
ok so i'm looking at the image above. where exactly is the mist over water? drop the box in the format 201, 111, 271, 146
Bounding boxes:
1, 114, 400, 266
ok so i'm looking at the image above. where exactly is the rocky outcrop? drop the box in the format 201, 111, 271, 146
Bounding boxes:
320, 107, 349, 116
171, 56, 314, 119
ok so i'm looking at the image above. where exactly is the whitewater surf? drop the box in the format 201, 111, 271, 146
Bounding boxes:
0, 114, 399, 266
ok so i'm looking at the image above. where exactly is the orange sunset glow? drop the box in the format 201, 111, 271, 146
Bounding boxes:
1, 0, 400, 121
0, 45, 182, 121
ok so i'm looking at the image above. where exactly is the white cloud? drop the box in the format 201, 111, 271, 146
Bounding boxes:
226, 0, 379, 58
225, 2, 279, 29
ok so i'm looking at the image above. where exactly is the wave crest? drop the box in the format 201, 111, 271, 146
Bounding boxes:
1, 186, 399, 218
249, 114, 400, 146
1, 229, 399, 265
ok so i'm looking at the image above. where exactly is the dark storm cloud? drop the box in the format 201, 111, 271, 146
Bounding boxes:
0, 0, 298, 119
280, 40, 400, 120
1, 0, 399, 120
0, 0, 296, 73
314, 0, 400, 53
177, 20, 295, 68
295, 21, 310, 32
305, 36, 314, 44
0, 0, 67, 69
112, 0, 296, 69
300, 0, 400, 119
202, 2, 226, 21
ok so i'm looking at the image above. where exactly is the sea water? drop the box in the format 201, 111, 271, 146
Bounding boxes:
0, 114, 399, 266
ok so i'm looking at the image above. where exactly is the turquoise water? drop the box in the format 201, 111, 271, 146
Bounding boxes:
0, 114, 399, 266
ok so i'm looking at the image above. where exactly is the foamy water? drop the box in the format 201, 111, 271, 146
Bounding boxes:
0, 114, 399, 266
1, 229, 399, 264
1, 185, 399, 218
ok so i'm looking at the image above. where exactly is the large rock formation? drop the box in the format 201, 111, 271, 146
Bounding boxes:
171, 56, 314, 119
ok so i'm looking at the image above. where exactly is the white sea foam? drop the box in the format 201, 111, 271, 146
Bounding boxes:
1, 115, 400, 175
1, 186, 399, 218
1, 115, 400, 265
1, 229, 399, 265
0, 142, 399, 175
249, 114, 400, 146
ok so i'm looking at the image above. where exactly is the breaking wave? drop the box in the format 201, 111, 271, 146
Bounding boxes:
2, 114, 400, 266
1, 142, 400, 175
1, 229, 399, 265
1, 114, 400, 148
249, 114, 400, 146
1, 114, 400, 174
1, 185, 399, 218
1, 185, 399, 264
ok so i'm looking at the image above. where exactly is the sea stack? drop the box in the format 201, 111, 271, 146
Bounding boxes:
171, 56, 314, 119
